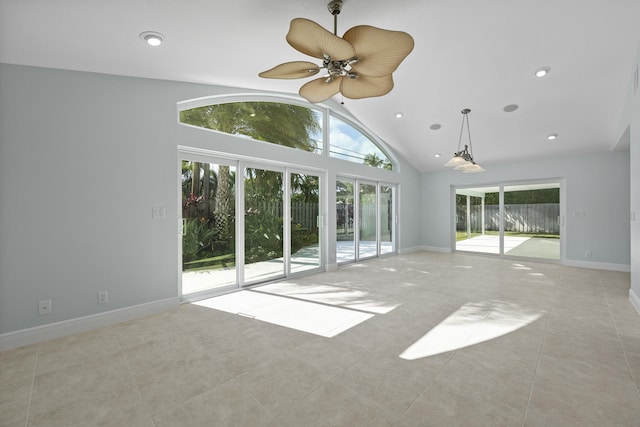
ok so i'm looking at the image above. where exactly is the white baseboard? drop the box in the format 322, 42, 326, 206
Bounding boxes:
419, 245, 453, 254
630, 289, 640, 316
0, 297, 180, 352
563, 259, 631, 272
406, 248, 629, 271
397, 246, 425, 255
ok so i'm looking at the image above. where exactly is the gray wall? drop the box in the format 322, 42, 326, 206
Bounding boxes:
632, 50, 640, 305
0, 63, 422, 335
422, 151, 630, 267
617, 41, 640, 305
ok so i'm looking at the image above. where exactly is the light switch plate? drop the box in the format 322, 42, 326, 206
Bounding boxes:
152, 207, 166, 219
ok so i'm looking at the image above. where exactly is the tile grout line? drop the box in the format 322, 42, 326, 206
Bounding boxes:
240, 335, 365, 423
393, 288, 508, 425
520, 281, 558, 427
601, 278, 640, 400
391, 349, 457, 426
114, 331, 160, 427
23, 344, 40, 427
229, 377, 279, 423
180, 307, 296, 424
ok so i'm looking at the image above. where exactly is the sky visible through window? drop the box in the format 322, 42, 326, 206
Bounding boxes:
329, 116, 391, 169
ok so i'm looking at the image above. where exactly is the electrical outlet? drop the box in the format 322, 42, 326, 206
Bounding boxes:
152, 207, 166, 219
98, 291, 108, 304
585, 250, 592, 258
38, 300, 52, 316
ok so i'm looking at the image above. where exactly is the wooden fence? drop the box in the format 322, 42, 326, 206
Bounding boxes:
241, 197, 391, 237
456, 203, 559, 234
248, 200, 319, 233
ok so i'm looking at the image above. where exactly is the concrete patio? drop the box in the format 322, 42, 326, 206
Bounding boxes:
456, 235, 560, 259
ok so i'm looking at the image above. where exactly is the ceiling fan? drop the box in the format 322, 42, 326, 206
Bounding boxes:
259, 0, 415, 104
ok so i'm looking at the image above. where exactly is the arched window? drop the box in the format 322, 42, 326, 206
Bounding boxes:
179, 101, 323, 154
179, 98, 395, 171
329, 115, 393, 170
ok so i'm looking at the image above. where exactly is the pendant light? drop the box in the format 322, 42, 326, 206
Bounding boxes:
444, 108, 485, 173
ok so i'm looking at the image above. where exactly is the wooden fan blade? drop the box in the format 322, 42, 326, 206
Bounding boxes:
299, 76, 342, 103
259, 61, 320, 79
287, 18, 356, 60
343, 25, 414, 77
340, 74, 394, 99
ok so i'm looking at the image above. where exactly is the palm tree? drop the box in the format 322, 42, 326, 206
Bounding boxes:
180, 101, 321, 152
363, 152, 393, 170
215, 165, 232, 241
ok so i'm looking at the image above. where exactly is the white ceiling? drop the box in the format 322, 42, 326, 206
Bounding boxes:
1, 0, 638, 172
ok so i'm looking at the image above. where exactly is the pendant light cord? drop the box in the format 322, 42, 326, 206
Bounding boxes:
466, 113, 473, 160
457, 112, 466, 152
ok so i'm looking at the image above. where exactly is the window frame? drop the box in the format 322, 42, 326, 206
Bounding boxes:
177, 94, 399, 173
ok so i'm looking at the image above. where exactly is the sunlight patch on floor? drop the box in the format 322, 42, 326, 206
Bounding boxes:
257, 282, 400, 314
399, 300, 543, 360
194, 290, 374, 338
456, 235, 530, 254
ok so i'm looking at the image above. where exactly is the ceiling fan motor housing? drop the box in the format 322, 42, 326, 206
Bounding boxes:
328, 0, 342, 15
325, 57, 359, 81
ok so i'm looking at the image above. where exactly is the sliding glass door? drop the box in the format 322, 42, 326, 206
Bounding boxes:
181, 159, 237, 296
380, 185, 394, 255
336, 179, 355, 263
454, 182, 561, 260
180, 155, 325, 298
455, 187, 499, 254
503, 184, 560, 259
290, 171, 321, 274
244, 166, 285, 284
359, 182, 378, 259
336, 178, 396, 264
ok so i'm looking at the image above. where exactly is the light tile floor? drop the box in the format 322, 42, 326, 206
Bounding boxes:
2, 252, 640, 426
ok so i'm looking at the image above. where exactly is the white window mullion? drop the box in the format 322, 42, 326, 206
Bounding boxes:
237, 161, 245, 286
376, 183, 381, 256
354, 180, 360, 261
323, 107, 331, 159
284, 170, 292, 276
499, 185, 505, 256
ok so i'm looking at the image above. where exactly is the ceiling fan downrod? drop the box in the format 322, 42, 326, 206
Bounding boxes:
324, 0, 358, 82
327, 0, 342, 35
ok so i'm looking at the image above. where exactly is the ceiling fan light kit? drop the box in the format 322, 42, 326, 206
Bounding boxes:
444, 109, 485, 173
259, 0, 414, 103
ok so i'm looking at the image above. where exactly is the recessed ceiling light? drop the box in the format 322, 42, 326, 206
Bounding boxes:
547, 133, 558, 140
430, 124, 442, 130
140, 31, 164, 47
535, 66, 550, 77
434, 153, 441, 158
395, 112, 403, 119
503, 104, 519, 112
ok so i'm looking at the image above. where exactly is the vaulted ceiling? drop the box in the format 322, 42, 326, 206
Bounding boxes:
1, 0, 638, 172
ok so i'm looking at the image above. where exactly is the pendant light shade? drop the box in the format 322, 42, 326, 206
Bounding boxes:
444, 109, 484, 172
461, 162, 485, 173
443, 154, 469, 167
